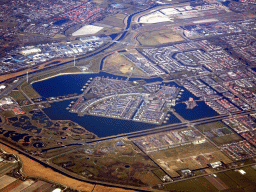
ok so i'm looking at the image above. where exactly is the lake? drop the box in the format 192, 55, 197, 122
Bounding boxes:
33, 73, 217, 137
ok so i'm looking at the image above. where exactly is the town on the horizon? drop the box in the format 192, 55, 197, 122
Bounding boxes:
1, 0, 256, 191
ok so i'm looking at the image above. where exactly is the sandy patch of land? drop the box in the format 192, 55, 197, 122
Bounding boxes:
139, 11, 171, 23
193, 18, 219, 24
103, 52, 146, 77
52, 34, 66, 39
92, 0, 104, 3
161, 7, 180, 15
103, 53, 133, 74
120, 65, 133, 74
72, 25, 103, 36
93, 185, 136, 192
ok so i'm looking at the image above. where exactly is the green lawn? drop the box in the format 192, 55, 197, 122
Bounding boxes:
10, 91, 26, 101
163, 177, 218, 192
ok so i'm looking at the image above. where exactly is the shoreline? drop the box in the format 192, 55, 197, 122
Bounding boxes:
30, 71, 96, 85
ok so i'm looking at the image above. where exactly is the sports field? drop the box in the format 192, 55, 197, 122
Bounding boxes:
196, 121, 243, 145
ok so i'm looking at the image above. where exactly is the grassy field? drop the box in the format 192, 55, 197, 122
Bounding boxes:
149, 141, 232, 177
95, 27, 122, 36
152, 168, 167, 181
103, 52, 133, 74
28, 67, 79, 83
162, 176, 218, 192
20, 83, 41, 99
55, 67, 81, 74
137, 29, 184, 46
98, 15, 125, 28
2, 110, 14, 118
216, 172, 239, 189
196, 121, 243, 145
10, 91, 26, 101
214, 167, 256, 191
51, 138, 160, 187
76, 56, 103, 72
225, 167, 256, 188
43, 145, 86, 159
22, 105, 35, 112
103, 52, 147, 77
115, 14, 127, 20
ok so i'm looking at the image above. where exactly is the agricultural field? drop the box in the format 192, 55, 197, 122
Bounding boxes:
216, 167, 256, 192
225, 167, 256, 189
0, 175, 17, 190
51, 138, 161, 187
161, 176, 219, 192
196, 121, 243, 145
148, 140, 232, 177
0, 162, 19, 177
136, 29, 184, 46
0, 143, 97, 192
204, 175, 229, 191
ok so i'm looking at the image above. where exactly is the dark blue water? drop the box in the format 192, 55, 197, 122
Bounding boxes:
174, 101, 218, 121
53, 19, 69, 25
33, 73, 162, 98
34, 73, 180, 137
163, 81, 215, 120
43, 100, 176, 137
221, 1, 230, 7
33, 70, 218, 137
109, 33, 119, 40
